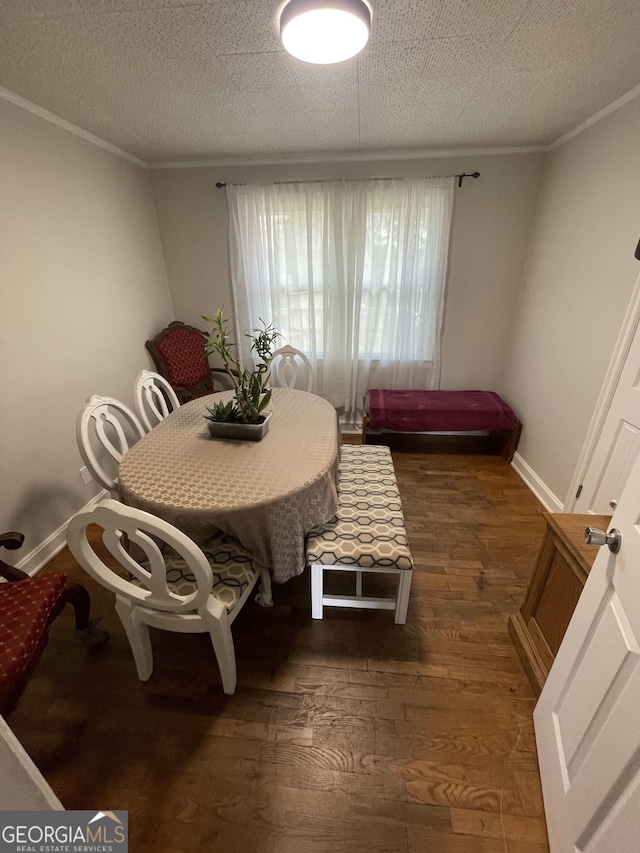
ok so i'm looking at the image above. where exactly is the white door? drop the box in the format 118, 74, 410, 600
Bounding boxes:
534, 448, 640, 852
574, 275, 640, 515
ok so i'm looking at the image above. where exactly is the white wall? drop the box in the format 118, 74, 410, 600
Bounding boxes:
0, 98, 174, 567
501, 95, 640, 506
151, 153, 544, 390
9, 84, 636, 561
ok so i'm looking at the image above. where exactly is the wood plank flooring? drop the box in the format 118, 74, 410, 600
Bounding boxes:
8, 453, 550, 852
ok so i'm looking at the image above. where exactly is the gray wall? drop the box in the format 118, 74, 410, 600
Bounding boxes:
501, 96, 640, 505
1, 98, 174, 562
151, 153, 544, 390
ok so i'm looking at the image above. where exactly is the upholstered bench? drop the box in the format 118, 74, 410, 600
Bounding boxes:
363, 389, 522, 461
306, 445, 413, 623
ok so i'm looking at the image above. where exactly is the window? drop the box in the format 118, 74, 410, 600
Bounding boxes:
227, 176, 454, 413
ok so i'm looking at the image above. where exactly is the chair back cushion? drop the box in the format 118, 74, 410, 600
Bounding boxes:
146, 323, 212, 401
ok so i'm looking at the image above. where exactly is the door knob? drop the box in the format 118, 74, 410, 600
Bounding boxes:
584, 527, 622, 553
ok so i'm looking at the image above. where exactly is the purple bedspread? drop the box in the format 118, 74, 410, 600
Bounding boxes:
367, 390, 515, 433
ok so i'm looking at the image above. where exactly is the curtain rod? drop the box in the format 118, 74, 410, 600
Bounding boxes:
215, 172, 479, 190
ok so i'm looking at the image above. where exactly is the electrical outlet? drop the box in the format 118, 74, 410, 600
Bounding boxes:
79, 466, 92, 486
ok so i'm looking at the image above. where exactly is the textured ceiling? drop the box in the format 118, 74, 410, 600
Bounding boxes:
0, 0, 639, 164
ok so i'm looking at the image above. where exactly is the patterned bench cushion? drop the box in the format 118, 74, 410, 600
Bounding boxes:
131, 537, 258, 612
306, 445, 413, 572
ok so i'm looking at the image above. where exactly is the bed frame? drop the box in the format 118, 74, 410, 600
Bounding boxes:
362, 391, 522, 462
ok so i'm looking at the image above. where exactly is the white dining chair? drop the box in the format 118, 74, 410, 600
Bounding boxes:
67, 499, 262, 694
134, 369, 180, 432
270, 345, 315, 393
76, 395, 145, 498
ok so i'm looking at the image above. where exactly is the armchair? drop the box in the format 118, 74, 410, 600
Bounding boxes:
145, 321, 234, 404
0, 532, 107, 717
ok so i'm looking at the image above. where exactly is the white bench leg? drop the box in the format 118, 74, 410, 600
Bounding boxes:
395, 570, 412, 624
311, 563, 324, 619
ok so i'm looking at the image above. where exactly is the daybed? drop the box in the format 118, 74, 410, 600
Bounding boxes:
362, 389, 522, 461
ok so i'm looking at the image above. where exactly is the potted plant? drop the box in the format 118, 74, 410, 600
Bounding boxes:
201, 308, 280, 441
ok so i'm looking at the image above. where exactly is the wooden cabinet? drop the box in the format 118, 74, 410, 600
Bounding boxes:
509, 512, 610, 696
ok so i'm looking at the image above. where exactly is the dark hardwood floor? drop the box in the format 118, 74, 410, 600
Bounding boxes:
8, 452, 550, 852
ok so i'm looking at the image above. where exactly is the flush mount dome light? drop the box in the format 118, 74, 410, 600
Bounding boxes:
279, 0, 371, 65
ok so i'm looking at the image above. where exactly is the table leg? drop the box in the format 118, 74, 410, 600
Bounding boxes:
255, 568, 274, 607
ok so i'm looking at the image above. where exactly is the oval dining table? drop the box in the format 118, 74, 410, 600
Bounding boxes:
118, 387, 340, 598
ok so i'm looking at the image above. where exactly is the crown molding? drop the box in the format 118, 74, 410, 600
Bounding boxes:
548, 82, 640, 150
0, 87, 147, 168
3, 79, 639, 171
149, 145, 546, 169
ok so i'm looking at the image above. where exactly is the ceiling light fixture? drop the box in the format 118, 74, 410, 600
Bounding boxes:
279, 0, 371, 65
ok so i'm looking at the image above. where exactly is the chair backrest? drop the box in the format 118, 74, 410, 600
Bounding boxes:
76, 395, 145, 495
270, 346, 315, 393
67, 499, 214, 614
145, 321, 212, 404
134, 370, 180, 432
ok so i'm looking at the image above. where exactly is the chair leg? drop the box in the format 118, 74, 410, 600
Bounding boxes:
395, 570, 413, 625
60, 582, 91, 630
207, 613, 237, 695
255, 567, 274, 607
115, 599, 153, 681
311, 563, 324, 619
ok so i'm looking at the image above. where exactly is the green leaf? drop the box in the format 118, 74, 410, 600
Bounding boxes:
258, 388, 271, 412
204, 399, 241, 422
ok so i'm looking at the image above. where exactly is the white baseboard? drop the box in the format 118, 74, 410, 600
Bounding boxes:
511, 452, 563, 512
16, 490, 108, 576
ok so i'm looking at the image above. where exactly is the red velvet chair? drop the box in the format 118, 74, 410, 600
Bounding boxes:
145, 321, 233, 404
0, 532, 107, 717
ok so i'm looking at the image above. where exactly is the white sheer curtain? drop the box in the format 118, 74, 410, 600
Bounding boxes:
227, 176, 454, 416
